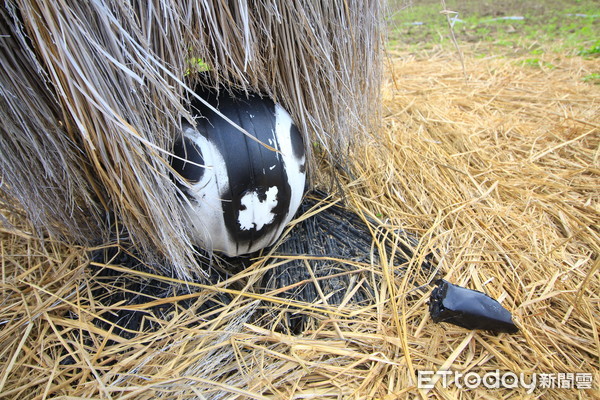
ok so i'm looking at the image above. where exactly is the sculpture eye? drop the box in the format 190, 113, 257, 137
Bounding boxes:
172, 137, 204, 184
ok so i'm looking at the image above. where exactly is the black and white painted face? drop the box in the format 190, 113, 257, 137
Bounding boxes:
172, 87, 306, 257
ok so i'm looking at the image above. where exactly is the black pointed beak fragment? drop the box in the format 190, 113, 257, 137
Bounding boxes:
429, 279, 519, 334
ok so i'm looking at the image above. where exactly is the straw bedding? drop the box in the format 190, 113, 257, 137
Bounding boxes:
1, 50, 598, 398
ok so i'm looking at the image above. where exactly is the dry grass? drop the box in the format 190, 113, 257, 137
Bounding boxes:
1, 49, 599, 398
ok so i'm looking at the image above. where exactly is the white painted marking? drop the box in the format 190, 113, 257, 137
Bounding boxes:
181, 126, 234, 255
274, 104, 306, 223
238, 186, 279, 231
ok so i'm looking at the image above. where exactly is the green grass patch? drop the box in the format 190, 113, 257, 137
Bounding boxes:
578, 40, 600, 57
582, 73, 600, 84
387, 0, 600, 56
520, 58, 555, 69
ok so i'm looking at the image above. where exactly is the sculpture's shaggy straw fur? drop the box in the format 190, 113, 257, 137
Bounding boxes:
0, 1, 383, 278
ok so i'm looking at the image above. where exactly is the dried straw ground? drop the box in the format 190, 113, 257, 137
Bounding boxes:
1, 49, 598, 399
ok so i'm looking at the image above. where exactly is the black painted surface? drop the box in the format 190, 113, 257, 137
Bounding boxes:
289, 123, 305, 165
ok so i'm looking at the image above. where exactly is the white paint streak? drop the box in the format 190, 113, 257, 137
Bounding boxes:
274, 104, 306, 223
182, 126, 234, 255
238, 186, 279, 231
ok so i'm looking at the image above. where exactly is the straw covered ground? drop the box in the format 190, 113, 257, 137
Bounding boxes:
1, 49, 598, 398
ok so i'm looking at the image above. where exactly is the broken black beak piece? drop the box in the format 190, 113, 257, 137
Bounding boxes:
429, 279, 519, 334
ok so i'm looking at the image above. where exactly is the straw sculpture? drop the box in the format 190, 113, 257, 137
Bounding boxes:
0, 0, 384, 279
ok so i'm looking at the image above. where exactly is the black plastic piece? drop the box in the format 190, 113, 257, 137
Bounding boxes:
429, 279, 518, 334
